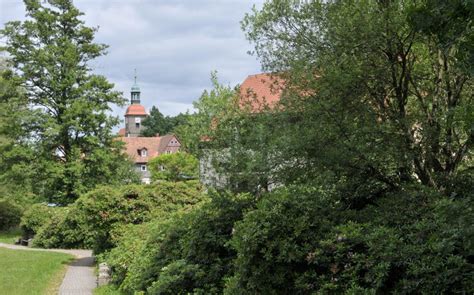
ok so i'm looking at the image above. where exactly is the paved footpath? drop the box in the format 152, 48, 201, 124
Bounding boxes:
0, 242, 95, 295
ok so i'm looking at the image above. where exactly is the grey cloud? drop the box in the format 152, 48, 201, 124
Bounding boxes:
1, 0, 264, 121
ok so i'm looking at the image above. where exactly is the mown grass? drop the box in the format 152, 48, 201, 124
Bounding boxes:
0, 247, 74, 295
0, 228, 22, 244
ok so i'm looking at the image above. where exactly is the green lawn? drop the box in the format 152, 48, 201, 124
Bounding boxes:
0, 228, 22, 244
0, 247, 74, 295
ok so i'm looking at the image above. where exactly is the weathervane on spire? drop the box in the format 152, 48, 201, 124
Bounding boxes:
134, 68, 137, 84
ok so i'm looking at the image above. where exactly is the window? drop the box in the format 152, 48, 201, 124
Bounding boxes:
136, 122, 140, 128
166, 150, 171, 154
141, 149, 147, 157
141, 165, 147, 171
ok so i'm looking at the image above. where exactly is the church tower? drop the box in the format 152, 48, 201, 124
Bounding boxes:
124, 70, 148, 137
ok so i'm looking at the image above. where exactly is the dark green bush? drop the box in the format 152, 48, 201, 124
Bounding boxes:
226, 187, 338, 294
20, 203, 56, 238
227, 185, 474, 294
31, 206, 84, 248
0, 199, 22, 230
115, 191, 255, 294
104, 221, 162, 287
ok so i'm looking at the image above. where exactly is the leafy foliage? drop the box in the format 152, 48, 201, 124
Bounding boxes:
228, 185, 474, 294
177, 73, 283, 193
28, 181, 205, 253
110, 192, 255, 294
0, 59, 41, 205
148, 152, 199, 182
0, 199, 22, 230
141, 106, 191, 138
4, 1, 473, 294
175, 73, 239, 156
241, 0, 473, 191
1, 0, 136, 204
20, 203, 58, 239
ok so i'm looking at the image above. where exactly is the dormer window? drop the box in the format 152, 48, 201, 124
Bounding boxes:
140, 149, 147, 157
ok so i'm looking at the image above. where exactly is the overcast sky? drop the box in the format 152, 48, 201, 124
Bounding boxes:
0, 0, 264, 119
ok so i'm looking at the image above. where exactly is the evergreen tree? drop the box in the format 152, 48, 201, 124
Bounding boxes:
141, 106, 170, 137
1, 0, 137, 204
0, 56, 38, 204
141, 106, 191, 138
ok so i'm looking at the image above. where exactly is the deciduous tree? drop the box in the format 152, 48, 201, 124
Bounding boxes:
242, 0, 473, 194
149, 152, 198, 182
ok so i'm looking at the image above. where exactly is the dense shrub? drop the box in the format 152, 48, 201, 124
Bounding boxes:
106, 218, 175, 292
227, 185, 474, 294
32, 206, 84, 248
226, 187, 338, 294
31, 181, 205, 253
113, 192, 255, 294
0, 199, 22, 230
149, 152, 199, 181
20, 203, 57, 238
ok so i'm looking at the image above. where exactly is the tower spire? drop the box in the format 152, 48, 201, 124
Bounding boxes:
131, 68, 141, 104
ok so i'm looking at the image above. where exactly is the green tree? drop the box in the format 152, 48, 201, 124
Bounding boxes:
141, 106, 192, 138
0, 57, 39, 204
242, 0, 473, 195
149, 152, 198, 182
180, 73, 287, 193
175, 73, 239, 155
141, 106, 170, 137
1, 0, 135, 203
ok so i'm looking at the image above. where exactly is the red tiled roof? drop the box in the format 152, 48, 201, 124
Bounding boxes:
125, 104, 147, 116
118, 128, 126, 136
118, 134, 181, 164
239, 73, 285, 112
119, 136, 161, 163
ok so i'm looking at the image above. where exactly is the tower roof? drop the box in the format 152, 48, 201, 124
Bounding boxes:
125, 104, 147, 116
131, 68, 140, 92
131, 83, 140, 92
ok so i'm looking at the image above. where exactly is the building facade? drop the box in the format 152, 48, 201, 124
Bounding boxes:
118, 75, 181, 184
